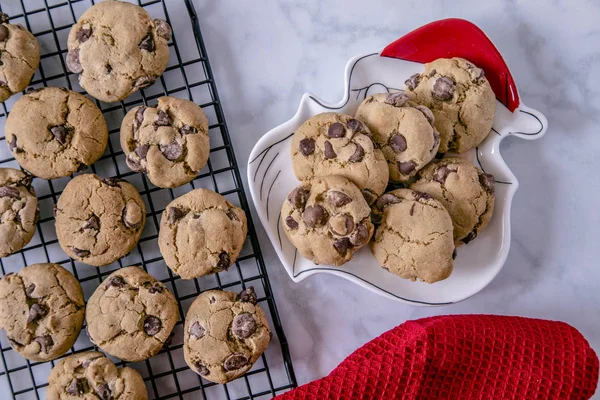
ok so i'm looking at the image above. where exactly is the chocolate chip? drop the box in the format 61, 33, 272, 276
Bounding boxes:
462, 230, 477, 244
126, 153, 145, 173
347, 119, 364, 133
409, 203, 415, 216
25, 283, 36, 297
194, 361, 210, 376
429, 69, 437, 77
155, 110, 172, 127
285, 216, 298, 230
327, 122, 345, 138
168, 207, 188, 224
413, 191, 431, 201
134, 76, 155, 88
106, 275, 125, 289
328, 190, 352, 207
432, 76, 455, 101
180, 124, 197, 135
303, 205, 328, 228
479, 173, 495, 194
333, 238, 350, 255
72, 248, 90, 258
226, 208, 240, 222
25, 87, 41, 94
8, 135, 18, 152
223, 353, 249, 371
95, 383, 111, 400
81, 215, 100, 231
50, 125, 72, 145
189, 321, 205, 339
139, 34, 155, 51
398, 161, 416, 175
415, 105, 435, 126
287, 186, 309, 209
452, 249, 457, 260
154, 19, 172, 41
67, 378, 88, 396
405, 73, 421, 91
349, 223, 370, 247
432, 131, 440, 151
66, 49, 83, 74
77, 24, 92, 43
27, 303, 47, 323
329, 213, 354, 236
299, 138, 315, 156
148, 285, 163, 294
239, 287, 257, 304
101, 178, 123, 187
375, 194, 400, 210
0, 186, 19, 199
0, 25, 8, 42
135, 107, 146, 128
433, 166, 456, 184
34, 335, 53, 353
122, 201, 143, 230
0, 13, 8, 24
349, 143, 364, 163
361, 189, 377, 205
143, 316, 161, 336
160, 141, 183, 161
389, 134, 407, 153
232, 313, 257, 339
81, 355, 102, 368
385, 91, 409, 107
322, 140, 336, 159
216, 252, 230, 270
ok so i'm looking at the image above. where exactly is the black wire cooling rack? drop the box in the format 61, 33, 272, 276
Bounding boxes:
0, 0, 297, 399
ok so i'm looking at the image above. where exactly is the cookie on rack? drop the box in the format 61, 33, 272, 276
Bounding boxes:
281, 175, 374, 266
0, 263, 85, 361
120, 96, 210, 188
0, 168, 38, 257
158, 188, 247, 279
371, 189, 455, 283
291, 112, 389, 205
55, 174, 146, 266
5, 87, 108, 179
0, 12, 40, 103
66, 1, 172, 102
355, 92, 439, 183
184, 287, 271, 384
86, 266, 178, 362
47, 351, 148, 400
410, 156, 495, 246
405, 57, 496, 153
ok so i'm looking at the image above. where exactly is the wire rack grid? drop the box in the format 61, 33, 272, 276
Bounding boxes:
0, 0, 297, 399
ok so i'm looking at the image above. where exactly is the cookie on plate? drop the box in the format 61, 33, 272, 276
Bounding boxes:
184, 287, 271, 384
158, 188, 247, 279
0, 13, 40, 102
355, 92, 439, 182
47, 351, 148, 400
86, 266, 178, 362
55, 174, 146, 266
0, 168, 38, 257
120, 96, 210, 188
0, 263, 85, 361
281, 175, 374, 266
291, 112, 389, 205
5, 87, 108, 179
371, 189, 454, 283
66, 1, 172, 102
405, 57, 495, 153
410, 157, 495, 247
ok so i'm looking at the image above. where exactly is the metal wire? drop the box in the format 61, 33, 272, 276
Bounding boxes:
0, 1, 297, 399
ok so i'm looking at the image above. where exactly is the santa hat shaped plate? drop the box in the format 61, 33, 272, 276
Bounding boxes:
248, 19, 547, 305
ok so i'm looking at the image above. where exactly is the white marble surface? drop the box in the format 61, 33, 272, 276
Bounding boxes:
197, 0, 600, 393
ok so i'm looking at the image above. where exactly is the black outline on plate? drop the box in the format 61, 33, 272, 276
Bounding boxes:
475, 146, 512, 185
259, 152, 279, 201
266, 170, 281, 220
351, 83, 401, 101
249, 132, 294, 165
512, 109, 544, 136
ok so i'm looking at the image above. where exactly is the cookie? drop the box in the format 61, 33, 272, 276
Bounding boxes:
410, 157, 495, 246
405, 57, 496, 153
0, 168, 38, 257
66, 1, 171, 103
291, 112, 389, 204
86, 266, 178, 362
371, 189, 454, 283
5, 87, 108, 179
281, 175, 374, 266
120, 96, 210, 188
0, 13, 40, 102
355, 92, 439, 182
55, 174, 146, 266
158, 189, 247, 279
184, 287, 271, 384
0, 263, 85, 361
47, 351, 148, 400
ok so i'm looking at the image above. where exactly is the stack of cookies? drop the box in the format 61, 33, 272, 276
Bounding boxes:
282, 57, 497, 284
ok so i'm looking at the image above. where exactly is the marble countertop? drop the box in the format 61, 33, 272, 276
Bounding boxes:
195, 0, 600, 392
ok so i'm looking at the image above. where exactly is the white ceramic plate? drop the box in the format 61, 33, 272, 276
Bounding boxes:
248, 50, 547, 305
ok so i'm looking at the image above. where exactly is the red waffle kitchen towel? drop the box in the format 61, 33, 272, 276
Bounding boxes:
276, 315, 598, 400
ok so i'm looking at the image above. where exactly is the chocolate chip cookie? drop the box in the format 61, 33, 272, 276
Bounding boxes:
291, 112, 389, 204
371, 189, 454, 283
0, 263, 85, 361
47, 351, 148, 400
281, 175, 374, 266
120, 96, 210, 188
184, 287, 271, 384
55, 174, 146, 266
67, 1, 171, 102
158, 189, 247, 279
0, 168, 38, 257
355, 92, 439, 183
5, 87, 108, 179
405, 58, 496, 153
410, 157, 495, 246
86, 266, 178, 362
0, 13, 40, 103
